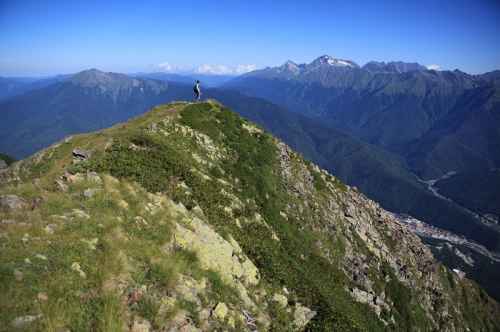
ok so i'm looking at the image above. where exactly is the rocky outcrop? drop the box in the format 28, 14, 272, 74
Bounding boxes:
275, 137, 493, 329
171, 211, 262, 312
72, 148, 91, 162
0, 194, 27, 211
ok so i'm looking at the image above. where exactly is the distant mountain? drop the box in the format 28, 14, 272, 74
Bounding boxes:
0, 75, 68, 101
0, 69, 184, 157
0, 71, 233, 104
134, 72, 195, 84
242, 55, 363, 86
0, 77, 33, 100
478, 70, 500, 87
226, 56, 500, 178
362, 61, 427, 73
135, 72, 234, 87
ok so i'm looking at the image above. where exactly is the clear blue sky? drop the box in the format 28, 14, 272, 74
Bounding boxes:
1, 0, 499, 76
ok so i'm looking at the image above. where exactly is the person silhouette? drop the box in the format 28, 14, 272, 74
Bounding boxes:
193, 80, 201, 101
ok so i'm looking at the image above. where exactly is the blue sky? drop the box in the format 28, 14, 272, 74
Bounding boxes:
1, 0, 499, 76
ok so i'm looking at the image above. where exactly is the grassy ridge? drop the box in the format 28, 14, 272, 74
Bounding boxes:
1, 101, 499, 331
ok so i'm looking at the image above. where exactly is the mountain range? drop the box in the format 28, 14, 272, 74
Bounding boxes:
226, 55, 500, 178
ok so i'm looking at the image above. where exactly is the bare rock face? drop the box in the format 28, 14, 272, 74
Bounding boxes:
172, 212, 261, 309
212, 302, 229, 320
72, 148, 91, 162
0, 159, 7, 169
0, 194, 28, 211
130, 317, 151, 332
11, 315, 42, 329
293, 303, 316, 330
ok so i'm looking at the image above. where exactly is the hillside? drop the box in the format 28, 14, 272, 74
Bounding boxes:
1, 101, 499, 331
215, 91, 499, 252
435, 169, 500, 220
0, 76, 68, 101
406, 84, 500, 179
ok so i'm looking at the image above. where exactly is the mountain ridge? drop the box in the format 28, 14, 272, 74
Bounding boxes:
1, 100, 499, 331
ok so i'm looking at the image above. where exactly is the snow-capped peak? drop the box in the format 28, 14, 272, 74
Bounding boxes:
311, 55, 358, 68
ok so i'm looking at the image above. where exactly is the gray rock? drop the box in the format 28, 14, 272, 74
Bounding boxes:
344, 202, 356, 218
293, 303, 316, 330
0, 195, 28, 211
11, 314, 42, 329
0, 159, 7, 169
83, 188, 101, 198
70, 209, 91, 220
55, 179, 68, 192
86, 172, 102, 184
72, 148, 90, 162
130, 317, 152, 332
44, 224, 57, 234
14, 269, 23, 281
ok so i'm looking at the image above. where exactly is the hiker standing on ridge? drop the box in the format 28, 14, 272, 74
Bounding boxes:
193, 80, 201, 101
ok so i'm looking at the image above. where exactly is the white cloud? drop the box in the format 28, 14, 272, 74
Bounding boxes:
426, 64, 441, 71
158, 62, 174, 72
195, 64, 257, 75
156, 62, 258, 75
234, 64, 258, 74
157, 62, 192, 72
195, 64, 231, 75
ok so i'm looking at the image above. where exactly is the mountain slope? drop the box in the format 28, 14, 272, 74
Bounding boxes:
2, 73, 497, 253
0, 75, 68, 101
0, 77, 34, 101
406, 84, 500, 178
435, 169, 500, 220
1, 101, 499, 331
212, 91, 500, 252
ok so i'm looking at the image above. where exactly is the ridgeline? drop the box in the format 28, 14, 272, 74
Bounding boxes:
1, 101, 499, 331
